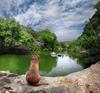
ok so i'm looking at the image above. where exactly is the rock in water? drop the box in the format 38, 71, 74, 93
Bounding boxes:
26, 55, 40, 86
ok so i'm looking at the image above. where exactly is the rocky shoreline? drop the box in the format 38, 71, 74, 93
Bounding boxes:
0, 62, 100, 93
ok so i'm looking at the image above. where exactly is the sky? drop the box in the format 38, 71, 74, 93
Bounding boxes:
0, 0, 99, 41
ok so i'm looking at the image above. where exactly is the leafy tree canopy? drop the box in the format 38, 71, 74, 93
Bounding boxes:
0, 18, 33, 53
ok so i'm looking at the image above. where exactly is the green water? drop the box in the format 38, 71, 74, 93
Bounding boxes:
0, 54, 83, 76
0, 55, 31, 75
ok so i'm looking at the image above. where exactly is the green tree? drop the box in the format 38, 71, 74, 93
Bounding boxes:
39, 29, 57, 52
95, 1, 100, 10
0, 18, 33, 54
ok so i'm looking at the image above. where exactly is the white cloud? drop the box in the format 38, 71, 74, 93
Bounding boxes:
53, 27, 82, 41
0, 0, 99, 41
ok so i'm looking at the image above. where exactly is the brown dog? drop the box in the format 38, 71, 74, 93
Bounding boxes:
26, 55, 40, 85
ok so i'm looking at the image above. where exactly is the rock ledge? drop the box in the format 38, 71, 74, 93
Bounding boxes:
0, 62, 100, 93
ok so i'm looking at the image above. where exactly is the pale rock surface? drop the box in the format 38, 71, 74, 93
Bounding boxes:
0, 62, 100, 93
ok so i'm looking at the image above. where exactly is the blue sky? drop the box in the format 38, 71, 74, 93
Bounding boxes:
0, 0, 99, 41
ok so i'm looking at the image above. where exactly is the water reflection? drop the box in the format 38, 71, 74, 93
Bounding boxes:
40, 55, 83, 76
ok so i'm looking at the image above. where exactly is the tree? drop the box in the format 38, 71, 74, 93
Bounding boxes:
39, 29, 57, 52
95, 1, 100, 10
0, 18, 33, 53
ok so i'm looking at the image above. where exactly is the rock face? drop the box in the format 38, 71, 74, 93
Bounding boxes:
0, 62, 100, 93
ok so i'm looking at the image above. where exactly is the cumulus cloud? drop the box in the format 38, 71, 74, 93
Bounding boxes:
0, 0, 34, 17
0, 0, 99, 41
53, 27, 82, 41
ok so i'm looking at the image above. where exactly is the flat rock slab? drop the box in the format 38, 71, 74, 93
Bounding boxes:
0, 62, 100, 93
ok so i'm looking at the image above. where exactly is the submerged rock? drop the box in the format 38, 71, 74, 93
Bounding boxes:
0, 62, 100, 93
